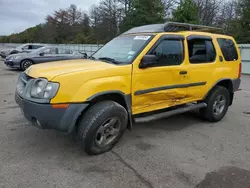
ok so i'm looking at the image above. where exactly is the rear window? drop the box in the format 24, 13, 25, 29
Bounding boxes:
217, 38, 238, 61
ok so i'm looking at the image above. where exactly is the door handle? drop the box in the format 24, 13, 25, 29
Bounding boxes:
179, 71, 188, 75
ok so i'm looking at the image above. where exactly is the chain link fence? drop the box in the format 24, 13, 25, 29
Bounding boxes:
0, 43, 103, 56
1, 43, 250, 74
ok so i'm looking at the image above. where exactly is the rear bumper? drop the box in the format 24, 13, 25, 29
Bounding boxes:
15, 92, 89, 133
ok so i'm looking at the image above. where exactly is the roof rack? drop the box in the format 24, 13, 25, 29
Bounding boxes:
123, 22, 224, 35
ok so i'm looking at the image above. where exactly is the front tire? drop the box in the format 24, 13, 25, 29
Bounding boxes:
200, 86, 230, 122
21, 60, 33, 71
77, 101, 128, 155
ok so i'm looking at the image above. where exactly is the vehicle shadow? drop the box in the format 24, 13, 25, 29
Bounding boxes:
2, 68, 21, 72
10, 111, 207, 159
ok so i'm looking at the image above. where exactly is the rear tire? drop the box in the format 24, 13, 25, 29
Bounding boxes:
77, 101, 128, 155
200, 86, 230, 122
21, 60, 33, 71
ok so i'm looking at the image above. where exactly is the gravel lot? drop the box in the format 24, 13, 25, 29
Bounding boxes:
0, 52, 250, 188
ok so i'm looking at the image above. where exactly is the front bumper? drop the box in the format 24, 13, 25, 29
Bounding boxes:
15, 92, 89, 133
4, 59, 20, 68
0, 52, 7, 58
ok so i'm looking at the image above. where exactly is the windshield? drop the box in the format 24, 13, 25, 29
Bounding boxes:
92, 35, 153, 64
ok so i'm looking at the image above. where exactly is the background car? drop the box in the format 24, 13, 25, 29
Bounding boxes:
0, 43, 44, 58
4, 46, 86, 70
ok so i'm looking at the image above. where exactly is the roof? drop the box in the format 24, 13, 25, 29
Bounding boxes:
123, 22, 224, 35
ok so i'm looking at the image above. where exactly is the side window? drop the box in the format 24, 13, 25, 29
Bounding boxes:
58, 48, 71, 54
188, 38, 216, 64
43, 48, 57, 55
217, 38, 238, 61
149, 39, 183, 66
32, 45, 43, 49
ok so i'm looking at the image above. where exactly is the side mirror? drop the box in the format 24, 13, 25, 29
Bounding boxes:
139, 55, 158, 69
81, 52, 88, 59
39, 52, 44, 56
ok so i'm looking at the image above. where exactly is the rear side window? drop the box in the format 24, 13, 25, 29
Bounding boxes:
149, 39, 184, 66
217, 38, 238, 61
188, 38, 216, 64
58, 48, 72, 54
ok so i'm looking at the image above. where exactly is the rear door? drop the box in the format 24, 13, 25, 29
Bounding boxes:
34, 47, 59, 64
184, 35, 218, 101
217, 38, 241, 79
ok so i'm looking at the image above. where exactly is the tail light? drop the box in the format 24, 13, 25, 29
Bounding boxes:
238, 63, 242, 78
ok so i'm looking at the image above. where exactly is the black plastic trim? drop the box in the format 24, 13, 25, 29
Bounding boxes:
87, 91, 133, 129
232, 78, 241, 92
15, 92, 89, 133
134, 82, 207, 96
187, 35, 212, 41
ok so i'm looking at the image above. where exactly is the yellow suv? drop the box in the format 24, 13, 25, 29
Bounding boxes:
15, 22, 241, 155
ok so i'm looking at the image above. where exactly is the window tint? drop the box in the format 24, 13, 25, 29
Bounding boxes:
217, 38, 238, 61
149, 39, 183, 66
188, 38, 216, 64
58, 48, 72, 54
42, 47, 58, 55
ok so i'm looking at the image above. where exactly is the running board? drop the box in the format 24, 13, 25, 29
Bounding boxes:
134, 103, 207, 123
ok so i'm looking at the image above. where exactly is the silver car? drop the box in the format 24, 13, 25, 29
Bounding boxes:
0, 43, 44, 58
4, 46, 87, 70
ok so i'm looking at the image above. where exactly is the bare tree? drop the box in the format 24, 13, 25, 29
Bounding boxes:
215, 0, 238, 31
67, 4, 83, 25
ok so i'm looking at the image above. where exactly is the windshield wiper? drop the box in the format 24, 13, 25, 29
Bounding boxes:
98, 57, 120, 64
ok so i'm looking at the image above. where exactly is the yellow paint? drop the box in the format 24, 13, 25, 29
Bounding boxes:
25, 31, 241, 115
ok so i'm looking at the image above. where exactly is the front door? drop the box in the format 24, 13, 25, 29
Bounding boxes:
131, 34, 190, 115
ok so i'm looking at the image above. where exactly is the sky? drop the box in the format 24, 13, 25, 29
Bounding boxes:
0, 0, 100, 35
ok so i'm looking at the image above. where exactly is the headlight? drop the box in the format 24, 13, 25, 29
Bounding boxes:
30, 78, 59, 99
10, 56, 21, 60
16, 76, 25, 94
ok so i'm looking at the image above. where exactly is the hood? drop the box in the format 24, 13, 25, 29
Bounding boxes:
0, 48, 14, 54
25, 59, 116, 80
6, 52, 30, 59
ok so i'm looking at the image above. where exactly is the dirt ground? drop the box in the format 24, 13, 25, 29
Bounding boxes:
0, 53, 250, 188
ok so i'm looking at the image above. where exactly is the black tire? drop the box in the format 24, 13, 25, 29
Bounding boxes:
200, 86, 230, 122
21, 59, 33, 71
77, 101, 128, 155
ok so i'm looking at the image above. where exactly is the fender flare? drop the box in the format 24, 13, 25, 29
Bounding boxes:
203, 78, 234, 100
87, 90, 133, 129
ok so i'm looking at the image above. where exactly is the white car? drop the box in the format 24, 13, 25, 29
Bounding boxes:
0, 43, 44, 58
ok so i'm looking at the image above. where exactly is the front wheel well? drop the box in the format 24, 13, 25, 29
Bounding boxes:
89, 93, 127, 109
21, 59, 34, 63
75, 92, 132, 131
20, 59, 34, 67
